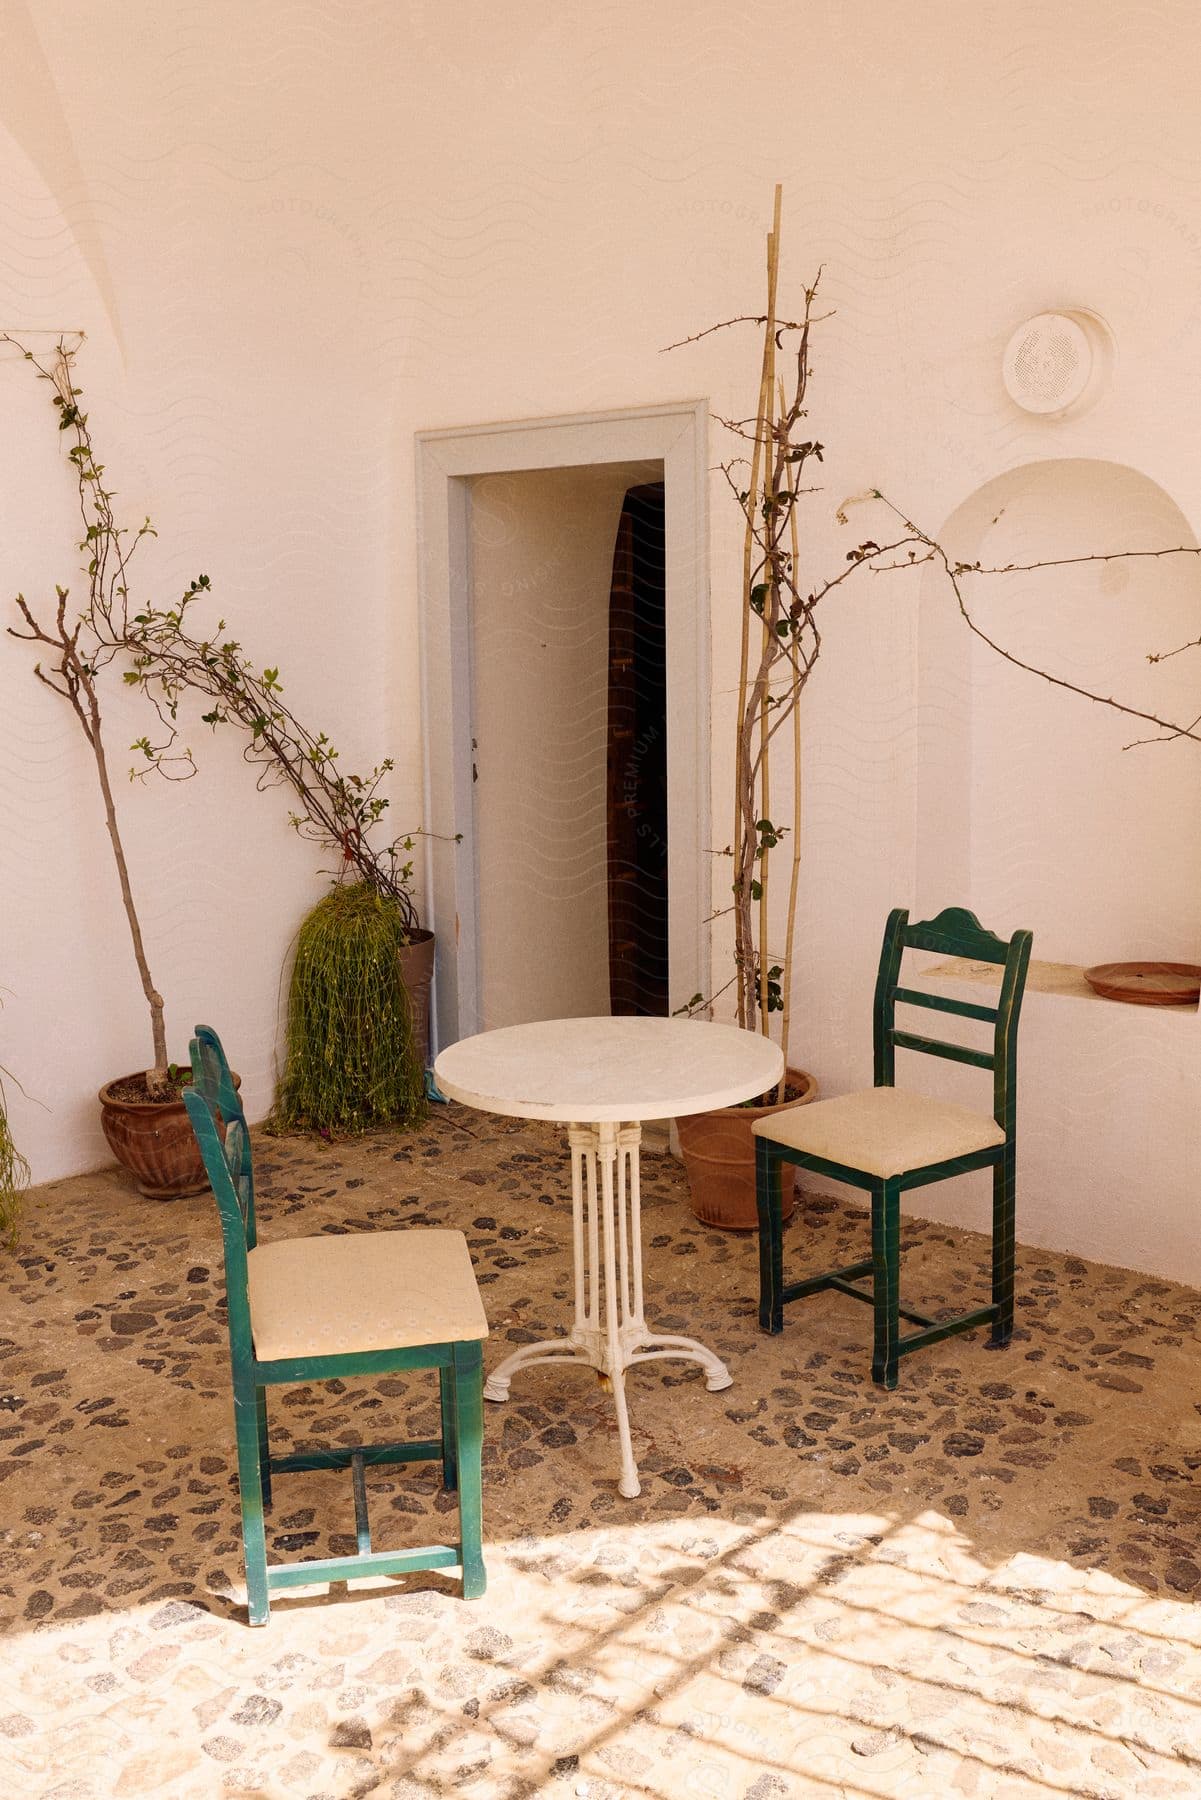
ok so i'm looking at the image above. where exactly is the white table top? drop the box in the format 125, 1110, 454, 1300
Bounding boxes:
433, 1016, 785, 1123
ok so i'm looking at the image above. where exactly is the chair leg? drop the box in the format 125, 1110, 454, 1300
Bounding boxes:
990, 1145, 1017, 1346
233, 1379, 271, 1626
870, 1179, 902, 1390
452, 1341, 486, 1600
439, 1364, 458, 1492
256, 1387, 272, 1510
756, 1136, 785, 1334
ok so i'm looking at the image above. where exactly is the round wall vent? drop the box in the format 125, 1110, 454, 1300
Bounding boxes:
1002, 309, 1114, 419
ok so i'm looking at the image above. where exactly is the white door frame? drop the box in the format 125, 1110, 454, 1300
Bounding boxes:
416, 400, 710, 1051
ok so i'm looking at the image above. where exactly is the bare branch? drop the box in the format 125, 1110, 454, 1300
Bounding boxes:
660, 313, 811, 353
867, 489, 1201, 749
964, 544, 1200, 579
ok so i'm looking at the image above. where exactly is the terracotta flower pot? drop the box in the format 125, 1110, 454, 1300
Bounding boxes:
398, 929, 435, 1069
99, 1069, 241, 1201
675, 1067, 818, 1231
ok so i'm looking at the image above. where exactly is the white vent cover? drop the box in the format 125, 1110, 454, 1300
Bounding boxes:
1002, 310, 1113, 418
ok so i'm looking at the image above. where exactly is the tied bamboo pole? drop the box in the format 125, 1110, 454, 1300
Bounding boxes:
778, 372, 804, 1101
755, 230, 779, 1037
734, 183, 782, 1028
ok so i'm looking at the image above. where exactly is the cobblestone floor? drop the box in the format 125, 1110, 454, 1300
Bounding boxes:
1, 1104, 1199, 1798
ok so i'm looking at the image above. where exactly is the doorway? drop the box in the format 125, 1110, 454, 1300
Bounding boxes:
467, 459, 663, 1031
417, 402, 709, 1051
607, 480, 668, 1016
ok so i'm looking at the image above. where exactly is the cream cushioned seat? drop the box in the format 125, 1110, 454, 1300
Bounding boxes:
752, 1086, 1004, 1179
247, 1227, 489, 1362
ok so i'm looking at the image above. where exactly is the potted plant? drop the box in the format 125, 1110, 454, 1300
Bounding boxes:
3, 337, 237, 1197
667, 191, 827, 1227
271, 879, 426, 1136
670, 189, 1201, 1229
10, 335, 432, 1162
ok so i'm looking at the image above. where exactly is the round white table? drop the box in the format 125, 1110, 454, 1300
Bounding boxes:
433, 1016, 784, 1498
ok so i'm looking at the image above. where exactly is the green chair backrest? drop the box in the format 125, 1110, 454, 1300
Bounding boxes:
184, 1026, 256, 1362
189, 1024, 256, 1247
872, 906, 1033, 1136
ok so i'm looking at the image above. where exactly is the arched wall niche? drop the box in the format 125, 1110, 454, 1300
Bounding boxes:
915, 457, 1201, 971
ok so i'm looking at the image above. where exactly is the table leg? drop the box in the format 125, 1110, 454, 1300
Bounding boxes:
481, 1122, 599, 1404
597, 1121, 640, 1497
483, 1117, 733, 1498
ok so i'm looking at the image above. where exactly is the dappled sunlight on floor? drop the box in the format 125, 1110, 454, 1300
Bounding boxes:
4, 1505, 1200, 1797
1, 1108, 1199, 1796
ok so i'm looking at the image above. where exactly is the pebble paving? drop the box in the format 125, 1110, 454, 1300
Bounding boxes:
1, 1104, 1199, 1797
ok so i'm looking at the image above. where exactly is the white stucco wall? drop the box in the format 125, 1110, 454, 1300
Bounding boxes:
1, 1, 1200, 1281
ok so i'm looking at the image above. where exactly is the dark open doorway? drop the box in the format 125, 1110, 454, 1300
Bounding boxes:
607, 481, 668, 1016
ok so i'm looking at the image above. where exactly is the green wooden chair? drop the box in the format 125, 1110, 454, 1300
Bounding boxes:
183, 1024, 488, 1625
754, 907, 1033, 1389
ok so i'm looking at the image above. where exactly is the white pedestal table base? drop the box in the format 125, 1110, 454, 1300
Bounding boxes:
483, 1118, 732, 1498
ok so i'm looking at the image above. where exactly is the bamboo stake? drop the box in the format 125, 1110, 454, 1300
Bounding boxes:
734, 183, 782, 1027
755, 196, 781, 1034
778, 374, 803, 1100
754, 431, 773, 1034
